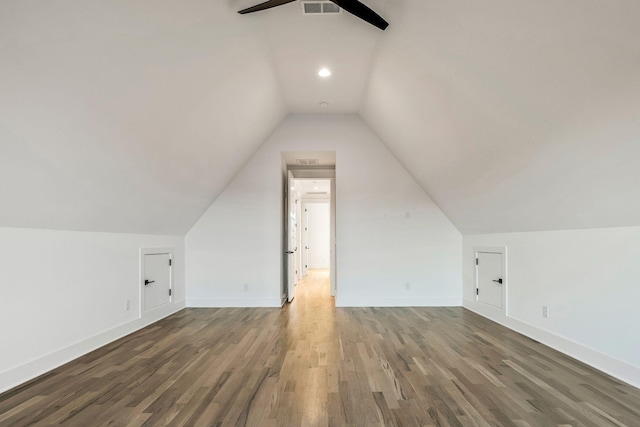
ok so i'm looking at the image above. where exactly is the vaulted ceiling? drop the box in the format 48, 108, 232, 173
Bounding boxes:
1, 0, 639, 235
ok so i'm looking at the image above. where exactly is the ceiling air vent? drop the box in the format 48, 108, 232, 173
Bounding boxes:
302, 1, 341, 15
308, 191, 328, 195
296, 159, 320, 166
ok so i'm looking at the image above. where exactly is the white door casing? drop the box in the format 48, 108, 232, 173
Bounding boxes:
475, 247, 506, 312
141, 249, 172, 313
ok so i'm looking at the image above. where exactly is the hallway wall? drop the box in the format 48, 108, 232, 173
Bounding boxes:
307, 202, 330, 269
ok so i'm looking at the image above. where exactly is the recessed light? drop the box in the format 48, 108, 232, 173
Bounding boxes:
318, 68, 331, 77
313, 186, 319, 190
320, 101, 328, 109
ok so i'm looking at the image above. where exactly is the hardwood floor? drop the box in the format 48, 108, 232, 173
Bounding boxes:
1, 269, 639, 426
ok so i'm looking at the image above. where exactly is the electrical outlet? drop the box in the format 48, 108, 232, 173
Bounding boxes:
243, 284, 249, 292
405, 282, 410, 291
125, 299, 131, 311
542, 305, 548, 318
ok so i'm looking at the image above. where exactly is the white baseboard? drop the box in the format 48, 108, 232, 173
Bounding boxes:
0, 301, 186, 395
463, 300, 640, 389
335, 297, 462, 308
186, 298, 282, 308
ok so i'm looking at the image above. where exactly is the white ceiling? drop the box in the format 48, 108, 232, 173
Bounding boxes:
361, 0, 640, 233
251, 0, 386, 113
0, 0, 286, 234
1, 0, 639, 234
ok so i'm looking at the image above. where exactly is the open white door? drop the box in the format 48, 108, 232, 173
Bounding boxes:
330, 177, 336, 297
286, 171, 297, 302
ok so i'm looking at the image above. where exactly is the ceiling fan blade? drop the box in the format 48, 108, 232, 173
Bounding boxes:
330, 0, 388, 30
238, 0, 297, 14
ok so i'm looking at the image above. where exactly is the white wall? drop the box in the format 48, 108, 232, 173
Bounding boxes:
186, 114, 462, 307
463, 227, 640, 388
307, 202, 330, 269
0, 227, 185, 394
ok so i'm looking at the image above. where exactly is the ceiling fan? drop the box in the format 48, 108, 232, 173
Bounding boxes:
238, 0, 389, 31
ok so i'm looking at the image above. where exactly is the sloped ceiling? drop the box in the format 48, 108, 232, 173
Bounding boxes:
0, 1, 287, 234
1, 0, 639, 235
362, 0, 640, 233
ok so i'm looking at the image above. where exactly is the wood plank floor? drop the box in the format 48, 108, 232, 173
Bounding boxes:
1, 269, 639, 426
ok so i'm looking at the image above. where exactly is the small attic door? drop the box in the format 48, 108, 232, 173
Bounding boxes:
475, 247, 506, 312
141, 248, 173, 313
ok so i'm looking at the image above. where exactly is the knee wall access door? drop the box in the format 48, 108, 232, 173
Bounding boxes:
142, 250, 172, 312
475, 248, 506, 312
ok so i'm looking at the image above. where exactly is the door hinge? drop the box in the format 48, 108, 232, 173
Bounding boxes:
169, 259, 172, 266
169, 289, 172, 296
476, 258, 478, 265
476, 288, 479, 295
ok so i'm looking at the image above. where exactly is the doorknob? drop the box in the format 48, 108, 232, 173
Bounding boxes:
145, 279, 155, 286
286, 251, 294, 254
492, 278, 503, 284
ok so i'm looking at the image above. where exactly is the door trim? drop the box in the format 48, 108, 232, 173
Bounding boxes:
474, 246, 507, 315
140, 247, 174, 318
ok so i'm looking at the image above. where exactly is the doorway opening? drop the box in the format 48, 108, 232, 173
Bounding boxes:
281, 152, 336, 305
